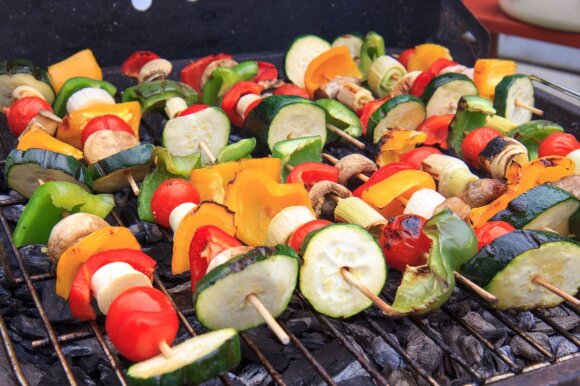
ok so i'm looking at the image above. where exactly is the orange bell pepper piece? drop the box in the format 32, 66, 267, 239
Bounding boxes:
225, 169, 313, 246
48, 49, 103, 93
189, 157, 281, 203
304, 46, 363, 98
56, 226, 141, 299
172, 202, 236, 275
17, 128, 84, 160
361, 170, 436, 218
470, 156, 574, 228
375, 129, 427, 167
57, 102, 141, 149
406, 44, 453, 72
473, 59, 517, 100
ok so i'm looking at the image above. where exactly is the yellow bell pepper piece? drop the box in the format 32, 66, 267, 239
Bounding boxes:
48, 49, 103, 93
225, 169, 313, 246
473, 59, 517, 100
470, 156, 574, 229
304, 46, 363, 98
172, 202, 236, 275
57, 102, 141, 149
407, 44, 453, 72
361, 170, 436, 218
190, 158, 281, 204
17, 128, 84, 160
375, 129, 427, 167
56, 226, 141, 299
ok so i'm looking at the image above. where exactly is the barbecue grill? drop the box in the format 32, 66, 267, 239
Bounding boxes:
0, 1, 579, 385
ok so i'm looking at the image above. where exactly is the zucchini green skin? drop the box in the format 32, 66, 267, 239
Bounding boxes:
315, 98, 362, 141
126, 329, 241, 386
460, 230, 565, 287
491, 185, 579, 230
447, 96, 496, 158
493, 74, 531, 117
0, 59, 55, 106
366, 94, 425, 143
122, 80, 198, 114
272, 136, 323, 181
88, 144, 155, 179
5, 148, 92, 198
571, 208, 580, 242
420, 73, 475, 103
52, 76, 118, 117
508, 120, 564, 160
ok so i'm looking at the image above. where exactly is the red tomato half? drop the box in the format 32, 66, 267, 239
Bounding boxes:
121, 51, 160, 78
397, 48, 415, 69
379, 214, 432, 272
475, 221, 515, 250
286, 162, 339, 189
150, 179, 200, 228
538, 132, 580, 158
273, 84, 309, 99
399, 146, 442, 169
417, 114, 453, 149
288, 220, 332, 253
106, 287, 178, 362
2, 96, 53, 136
461, 127, 502, 169
80, 115, 135, 147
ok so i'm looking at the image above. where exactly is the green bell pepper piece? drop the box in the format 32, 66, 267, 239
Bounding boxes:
137, 147, 201, 223
217, 138, 256, 163
359, 32, 385, 78
390, 209, 478, 315
448, 96, 496, 158
508, 120, 564, 160
52, 77, 118, 117
272, 136, 323, 181
122, 80, 198, 114
315, 98, 362, 142
12, 181, 114, 247
201, 61, 258, 106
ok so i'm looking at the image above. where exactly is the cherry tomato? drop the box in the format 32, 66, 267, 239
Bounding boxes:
253, 61, 278, 83
409, 71, 435, 97
2, 96, 53, 136
428, 58, 458, 75
189, 225, 241, 289
475, 221, 515, 250
288, 220, 332, 252
177, 104, 209, 117
121, 51, 160, 78
353, 162, 413, 197
538, 132, 580, 158
397, 48, 415, 69
399, 146, 442, 169
461, 127, 502, 169
273, 84, 309, 99
416, 114, 454, 149
180, 53, 232, 93
357, 98, 387, 135
379, 214, 432, 272
286, 162, 339, 189
106, 287, 178, 362
80, 115, 135, 147
151, 179, 200, 228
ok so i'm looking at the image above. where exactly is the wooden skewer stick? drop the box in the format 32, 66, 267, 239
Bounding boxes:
285, 163, 294, 171
340, 267, 398, 316
514, 99, 544, 116
532, 275, 580, 308
246, 293, 290, 345
38, 179, 45, 186
198, 141, 217, 164
124, 171, 140, 196
454, 272, 499, 304
326, 124, 366, 149
158, 340, 174, 358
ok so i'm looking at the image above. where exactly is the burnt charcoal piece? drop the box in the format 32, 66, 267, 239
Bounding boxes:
3, 204, 24, 223
236, 363, 272, 386
533, 316, 580, 334
556, 339, 579, 357
405, 328, 442, 374
19, 245, 51, 275
41, 280, 75, 323
241, 331, 289, 372
505, 311, 535, 331
142, 243, 186, 282
285, 315, 316, 335
495, 345, 515, 373
387, 369, 418, 386
0, 283, 22, 316
61, 338, 102, 359
372, 335, 403, 370
343, 322, 377, 348
300, 332, 329, 350
463, 311, 507, 341
510, 332, 552, 362
9, 315, 47, 339
39, 363, 97, 386
129, 222, 164, 244
98, 365, 123, 386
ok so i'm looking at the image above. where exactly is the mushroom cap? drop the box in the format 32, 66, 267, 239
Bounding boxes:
48, 213, 110, 263
308, 180, 352, 220
336, 154, 377, 186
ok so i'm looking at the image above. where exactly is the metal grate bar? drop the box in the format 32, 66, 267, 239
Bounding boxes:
89, 321, 128, 386
241, 333, 287, 386
31, 330, 93, 349
0, 313, 29, 386
532, 310, 580, 347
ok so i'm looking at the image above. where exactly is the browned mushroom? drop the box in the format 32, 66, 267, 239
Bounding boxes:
549, 175, 580, 199
48, 213, 110, 263
308, 181, 352, 220
138, 58, 173, 83
313, 76, 361, 100
335, 154, 377, 186
461, 178, 507, 208
433, 197, 471, 222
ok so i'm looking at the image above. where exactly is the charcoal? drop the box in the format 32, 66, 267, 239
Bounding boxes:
300, 332, 328, 350
19, 245, 51, 274
549, 336, 565, 352
343, 322, 377, 348
9, 190, 24, 199
463, 311, 507, 341
556, 338, 578, 356
505, 311, 535, 331
99, 366, 123, 386
405, 328, 442, 373
3, 204, 24, 222
142, 243, 183, 282
41, 280, 75, 323
456, 335, 484, 368
533, 316, 580, 334
61, 338, 102, 359
446, 299, 474, 317
371, 335, 403, 370
0, 284, 21, 316
494, 345, 515, 373
241, 332, 289, 372
285, 316, 315, 335
387, 369, 417, 386
9, 314, 47, 338
510, 332, 552, 362
39, 363, 96, 386
336, 373, 375, 386
236, 363, 272, 386
0, 348, 16, 386
77, 354, 101, 375
542, 306, 571, 318
21, 363, 44, 386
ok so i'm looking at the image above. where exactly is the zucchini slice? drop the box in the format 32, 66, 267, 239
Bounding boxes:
508, 120, 564, 160
300, 224, 386, 318
194, 246, 299, 331
88, 144, 154, 193
5, 148, 92, 198
315, 98, 362, 141
272, 136, 323, 181
494, 74, 534, 125
244, 95, 327, 151
162, 106, 230, 165
367, 94, 426, 144
462, 230, 579, 310
285, 34, 330, 87
126, 328, 241, 386
421, 73, 478, 117
0, 59, 55, 108
491, 184, 580, 235
332, 33, 364, 59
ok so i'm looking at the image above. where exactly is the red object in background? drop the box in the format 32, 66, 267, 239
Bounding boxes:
2, 96, 53, 136
475, 221, 515, 250
379, 214, 432, 272
106, 287, 179, 362
121, 51, 160, 78
288, 220, 332, 252
353, 162, 412, 197
397, 48, 415, 69
409, 71, 435, 97
462, 127, 502, 169
417, 114, 453, 149
150, 179, 200, 228
80, 114, 135, 147
177, 104, 209, 116
428, 58, 459, 74
358, 98, 388, 135
273, 84, 309, 99
253, 62, 278, 83
399, 146, 442, 169
221, 81, 263, 127
538, 132, 580, 157
286, 162, 339, 189
180, 53, 233, 93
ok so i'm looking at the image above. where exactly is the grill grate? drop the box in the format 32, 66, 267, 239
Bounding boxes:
0, 63, 579, 386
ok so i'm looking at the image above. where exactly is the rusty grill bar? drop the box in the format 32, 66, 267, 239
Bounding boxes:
0, 80, 579, 386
